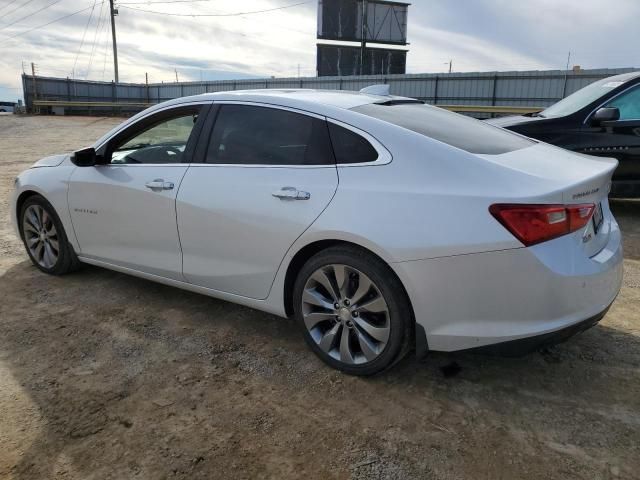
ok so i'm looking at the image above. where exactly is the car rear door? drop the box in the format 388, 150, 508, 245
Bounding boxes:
68, 103, 210, 280
176, 103, 338, 300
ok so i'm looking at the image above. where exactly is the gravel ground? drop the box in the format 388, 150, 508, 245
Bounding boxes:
0, 115, 639, 480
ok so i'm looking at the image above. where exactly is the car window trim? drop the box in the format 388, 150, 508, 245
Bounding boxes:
197, 101, 336, 168
95, 101, 213, 166
583, 81, 640, 125
104, 104, 209, 166
325, 118, 392, 167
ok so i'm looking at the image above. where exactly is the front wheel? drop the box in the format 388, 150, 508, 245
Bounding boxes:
293, 245, 413, 376
20, 195, 80, 275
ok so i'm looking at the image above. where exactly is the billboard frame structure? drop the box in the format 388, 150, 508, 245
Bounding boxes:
316, 0, 410, 77
316, 43, 408, 77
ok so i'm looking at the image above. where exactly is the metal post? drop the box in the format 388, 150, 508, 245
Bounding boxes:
109, 0, 119, 83
490, 74, 498, 118
433, 75, 439, 105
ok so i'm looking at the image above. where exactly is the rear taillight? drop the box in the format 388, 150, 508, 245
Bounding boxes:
489, 203, 595, 246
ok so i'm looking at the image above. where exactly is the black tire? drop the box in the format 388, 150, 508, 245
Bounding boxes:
293, 245, 413, 376
19, 195, 80, 275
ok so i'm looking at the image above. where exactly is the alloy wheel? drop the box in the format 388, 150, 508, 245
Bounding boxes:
22, 204, 59, 269
301, 264, 391, 365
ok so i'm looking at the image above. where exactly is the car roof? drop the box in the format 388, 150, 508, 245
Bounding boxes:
92, 88, 417, 148
601, 71, 640, 83
162, 88, 415, 113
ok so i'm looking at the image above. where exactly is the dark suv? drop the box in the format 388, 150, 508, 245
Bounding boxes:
488, 72, 640, 197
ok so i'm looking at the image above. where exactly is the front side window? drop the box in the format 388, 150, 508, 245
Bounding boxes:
604, 85, 640, 120
111, 109, 200, 164
540, 74, 637, 118
205, 105, 334, 165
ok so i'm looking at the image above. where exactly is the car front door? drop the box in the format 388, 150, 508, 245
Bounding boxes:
176, 103, 339, 300
579, 84, 640, 195
68, 103, 210, 280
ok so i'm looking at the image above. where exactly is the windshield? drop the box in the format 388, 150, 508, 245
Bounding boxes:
541, 76, 632, 118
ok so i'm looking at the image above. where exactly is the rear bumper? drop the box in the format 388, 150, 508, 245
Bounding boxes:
395, 216, 623, 353
463, 304, 611, 356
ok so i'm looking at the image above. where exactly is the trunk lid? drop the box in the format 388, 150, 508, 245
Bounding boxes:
480, 142, 617, 257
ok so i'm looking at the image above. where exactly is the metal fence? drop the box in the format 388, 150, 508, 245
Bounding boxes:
22, 67, 637, 117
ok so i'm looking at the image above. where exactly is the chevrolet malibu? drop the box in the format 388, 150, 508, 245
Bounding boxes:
10, 87, 623, 375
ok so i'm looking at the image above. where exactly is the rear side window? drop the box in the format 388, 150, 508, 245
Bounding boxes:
206, 104, 335, 165
328, 123, 379, 164
352, 103, 534, 155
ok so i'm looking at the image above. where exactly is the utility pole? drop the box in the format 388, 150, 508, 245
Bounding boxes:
174, 68, 179, 82
359, 0, 367, 75
448, 59, 452, 74
109, 0, 119, 83
561, 51, 571, 98
31, 62, 38, 113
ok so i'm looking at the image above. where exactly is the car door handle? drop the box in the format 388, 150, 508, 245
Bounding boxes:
272, 186, 311, 200
145, 179, 174, 190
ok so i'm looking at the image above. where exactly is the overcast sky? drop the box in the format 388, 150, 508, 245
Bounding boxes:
0, 0, 639, 101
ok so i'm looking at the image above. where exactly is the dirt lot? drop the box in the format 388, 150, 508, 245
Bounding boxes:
0, 115, 639, 480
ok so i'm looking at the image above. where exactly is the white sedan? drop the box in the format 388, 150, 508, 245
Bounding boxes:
10, 86, 623, 375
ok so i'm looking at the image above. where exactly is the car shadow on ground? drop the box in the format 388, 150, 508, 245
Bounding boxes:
1, 258, 639, 479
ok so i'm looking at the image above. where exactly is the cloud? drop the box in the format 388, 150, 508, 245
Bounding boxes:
0, 0, 638, 102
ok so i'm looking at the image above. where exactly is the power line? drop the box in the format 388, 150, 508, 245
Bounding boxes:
1, 0, 66, 31
0, 3, 96, 45
0, 0, 20, 15
100, 10, 110, 80
86, 1, 106, 77
118, 1, 310, 17
0, 0, 37, 20
119, 0, 217, 3
71, 0, 99, 77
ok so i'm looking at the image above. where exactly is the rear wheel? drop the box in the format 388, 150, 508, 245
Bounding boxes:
293, 245, 412, 376
20, 195, 79, 275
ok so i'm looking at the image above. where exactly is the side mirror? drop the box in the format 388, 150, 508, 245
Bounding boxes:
591, 107, 620, 125
71, 147, 97, 167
